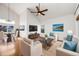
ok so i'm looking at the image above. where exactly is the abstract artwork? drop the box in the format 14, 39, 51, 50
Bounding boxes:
19, 25, 25, 31
53, 24, 64, 32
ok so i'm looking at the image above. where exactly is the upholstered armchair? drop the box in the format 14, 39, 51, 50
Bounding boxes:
56, 36, 79, 56
16, 37, 42, 56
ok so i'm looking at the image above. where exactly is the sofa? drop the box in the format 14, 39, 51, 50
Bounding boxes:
28, 33, 40, 39
15, 37, 42, 56
56, 36, 79, 56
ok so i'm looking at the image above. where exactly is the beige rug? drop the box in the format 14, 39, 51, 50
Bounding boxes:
42, 41, 63, 56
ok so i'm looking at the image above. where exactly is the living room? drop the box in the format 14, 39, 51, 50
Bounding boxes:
0, 3, 79, 56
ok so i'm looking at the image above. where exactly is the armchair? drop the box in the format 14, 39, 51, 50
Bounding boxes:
56, 37, 79, 56
16, 37, 42, 56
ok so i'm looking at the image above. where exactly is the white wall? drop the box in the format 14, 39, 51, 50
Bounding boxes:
27, 9, 41, 34
19, 9, 27, 38
41, 14, 76, 40
75, 5, 79, 37
20, 9, 76, 40
19, 9, 41, 38
0, 4, 19, 31
0, 4, 8, 20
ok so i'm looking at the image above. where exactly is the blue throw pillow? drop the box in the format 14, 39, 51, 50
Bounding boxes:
66, 35, 73, 41
63, 41, 77, 52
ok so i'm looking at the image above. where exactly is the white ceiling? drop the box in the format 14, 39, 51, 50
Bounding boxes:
4, 3, 78, 19
4, 3, 38, 14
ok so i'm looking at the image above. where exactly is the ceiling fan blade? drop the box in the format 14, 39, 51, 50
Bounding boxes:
27, 8, 37, 13
40, 12, 45, 16
41, 9, 48, 12
36, 6, 40, 11
31, 11, 38, 13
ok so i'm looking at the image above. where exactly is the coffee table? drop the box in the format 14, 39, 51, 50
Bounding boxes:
39, 37, 54, 49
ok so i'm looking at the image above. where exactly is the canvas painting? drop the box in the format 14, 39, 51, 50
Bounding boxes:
19, 25, 25, 31
41, 25, 45, 33
53, 24, 64, 32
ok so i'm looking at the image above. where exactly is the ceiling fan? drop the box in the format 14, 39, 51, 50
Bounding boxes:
27, 3, 48, 16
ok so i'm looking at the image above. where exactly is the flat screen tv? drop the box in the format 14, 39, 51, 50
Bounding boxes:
29, 25, 37, 32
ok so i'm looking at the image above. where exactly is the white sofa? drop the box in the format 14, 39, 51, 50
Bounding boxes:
16, 37, 42, 56
56, 36, 79, 56
56, 47, 79, 56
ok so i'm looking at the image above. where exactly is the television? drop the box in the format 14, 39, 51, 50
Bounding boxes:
29, 25, 37, 32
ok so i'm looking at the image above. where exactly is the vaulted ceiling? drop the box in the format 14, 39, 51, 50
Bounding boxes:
4, 3, 78, 19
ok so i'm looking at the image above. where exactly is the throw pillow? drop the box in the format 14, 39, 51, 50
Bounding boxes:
63, 41, 77, 52
66, 35, 73, 41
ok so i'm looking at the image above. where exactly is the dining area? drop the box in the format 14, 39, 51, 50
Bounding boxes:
0, 31, 16, 56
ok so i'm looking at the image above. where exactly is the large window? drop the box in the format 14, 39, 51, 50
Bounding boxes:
0, 25, 14, 32
0, 19, 15, 32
